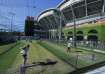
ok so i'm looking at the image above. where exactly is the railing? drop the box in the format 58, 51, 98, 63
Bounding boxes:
49, 39, 105, 51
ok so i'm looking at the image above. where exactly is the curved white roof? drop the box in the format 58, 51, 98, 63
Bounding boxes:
38, 10, 54, 21
59, 0, 82, 10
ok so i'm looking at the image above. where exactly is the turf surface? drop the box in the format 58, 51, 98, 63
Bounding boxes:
10, 41, 74, 74
0, 40, 105, 74
0, 41, 25, 74
0, 43, 16, 55
38, 40, 105, 69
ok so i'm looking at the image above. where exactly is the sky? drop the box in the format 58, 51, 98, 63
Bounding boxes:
0, 0, 63, 31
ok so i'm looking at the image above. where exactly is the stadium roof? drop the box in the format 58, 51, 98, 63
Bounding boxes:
37, 9, 54, 21
58, 0, 83, 10
37, 8, 66, 30
37, 9, 57, 30
37, 0, 105, 29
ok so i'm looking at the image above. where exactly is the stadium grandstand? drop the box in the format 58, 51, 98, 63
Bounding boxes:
37, 0, 105, 49
37, 9, 66, 40
58, 0, 105, 25
0, 0, 105, 74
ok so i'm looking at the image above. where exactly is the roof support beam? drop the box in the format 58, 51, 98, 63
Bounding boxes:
85, 0, 88, 16
43, 18, 50, 29
42, 18, 51, 39
45, 17, 52, 29
53, 13, 60, 40
39, 20, 48, 30
44, 17, 57, 40
53, 14, 59, 28
102, 0, 105, 13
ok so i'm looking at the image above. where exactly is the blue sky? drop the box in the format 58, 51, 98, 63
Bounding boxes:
0, 0, 63, 31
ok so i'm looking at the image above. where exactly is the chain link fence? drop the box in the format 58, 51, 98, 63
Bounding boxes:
76, 41, 105, 51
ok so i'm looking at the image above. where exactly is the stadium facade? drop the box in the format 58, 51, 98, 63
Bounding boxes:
37, 0, 105, 42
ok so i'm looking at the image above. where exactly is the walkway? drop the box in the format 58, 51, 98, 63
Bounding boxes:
78, 47, 105, 54
85, 66, 105, 74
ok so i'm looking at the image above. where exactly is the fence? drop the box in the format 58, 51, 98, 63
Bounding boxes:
76, 41, 105, 51
49, 39, 105, 52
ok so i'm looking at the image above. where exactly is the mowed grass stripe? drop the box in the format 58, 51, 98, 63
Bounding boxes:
38, 41, 93, 69
51, 41, 105, 64
0, 43, 16, 55
26, 41, 74, 74
10, 41, 28, 69
0, 41, 25, 74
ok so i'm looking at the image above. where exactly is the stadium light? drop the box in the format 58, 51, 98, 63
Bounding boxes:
26, 0, 36, 16
8, 12, 15, 32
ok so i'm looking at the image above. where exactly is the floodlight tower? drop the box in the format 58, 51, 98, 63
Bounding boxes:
26, 0, 36, 16
8, 12, 15, 32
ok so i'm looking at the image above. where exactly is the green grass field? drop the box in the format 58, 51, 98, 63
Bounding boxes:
0, 40, 105, 74
1, 41, 74, 74
38, 40, 105, 68
0, 43, 16, 55
25, 41, 73, 74
0, 41, 25, 74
